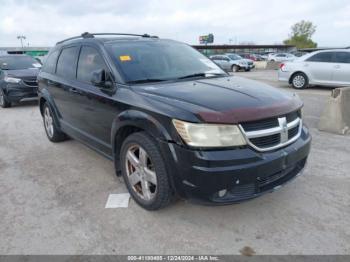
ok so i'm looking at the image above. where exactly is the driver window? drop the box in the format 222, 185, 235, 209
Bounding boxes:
77, 46, 108, 84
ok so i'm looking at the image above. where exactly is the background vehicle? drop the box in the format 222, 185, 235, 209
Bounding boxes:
269, 53, 295, 62
0, 55, 41, 108
38, 32, 310, 210
210, 54, 254, 72
278, 49, 350, 89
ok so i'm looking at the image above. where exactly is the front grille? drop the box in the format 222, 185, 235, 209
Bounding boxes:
241, 118, 278, 131
250, 133, 280, 148
288, 125, 299, 139
22, 77, 38, 87
240, 110, 302, 152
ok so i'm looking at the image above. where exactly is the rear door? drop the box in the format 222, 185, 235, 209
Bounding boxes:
304, 52, 335, 84
51, 45, 80, 126
332, 52, 350, 85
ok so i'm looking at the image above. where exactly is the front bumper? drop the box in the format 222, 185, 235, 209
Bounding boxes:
160, 125, 311, 204
241, 64, 255, 70
3, 83, 38, 102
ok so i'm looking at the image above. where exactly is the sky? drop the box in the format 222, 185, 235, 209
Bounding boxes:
0, 0, 349, 47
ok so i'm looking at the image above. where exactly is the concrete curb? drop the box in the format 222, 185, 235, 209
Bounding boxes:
318, 87, 350, 135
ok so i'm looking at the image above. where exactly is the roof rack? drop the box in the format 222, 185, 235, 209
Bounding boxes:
56, 32, 159, 45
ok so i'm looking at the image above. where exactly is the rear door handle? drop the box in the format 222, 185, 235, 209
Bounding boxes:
334, 65, 341, 69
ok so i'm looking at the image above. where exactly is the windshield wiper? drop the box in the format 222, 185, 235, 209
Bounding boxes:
127, 78, 168, 84
178, 72, 227, 80
178, 73, 207, 79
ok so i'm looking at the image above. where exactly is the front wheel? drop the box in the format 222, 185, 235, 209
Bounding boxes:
291, 72, 308, 89
120, 132, 173, 210
232, 65, 239, 72
0, 89, 11, 108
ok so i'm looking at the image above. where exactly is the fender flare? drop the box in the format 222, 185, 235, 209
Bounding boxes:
38, 89, 62, 129
111, 109, 173, 156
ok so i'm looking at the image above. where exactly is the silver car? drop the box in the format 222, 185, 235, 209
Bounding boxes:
278, 49, 350, 89
269, 53, 295, 62
210, 54, 254, 72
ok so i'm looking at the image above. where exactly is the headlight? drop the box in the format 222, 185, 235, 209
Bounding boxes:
4, 76, 21, 83
172, 119, 246, 147
238, 61, 247, 66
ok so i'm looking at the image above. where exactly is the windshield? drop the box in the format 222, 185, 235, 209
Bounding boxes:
227, 54, 242, 60
0, 56, 41, 70
107, 40, 226, 83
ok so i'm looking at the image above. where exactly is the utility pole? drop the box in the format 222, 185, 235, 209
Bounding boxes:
17, 35, 26, 50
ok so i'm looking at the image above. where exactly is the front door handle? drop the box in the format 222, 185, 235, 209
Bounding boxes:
334, 65, 341, 69
69, 87, 79, 94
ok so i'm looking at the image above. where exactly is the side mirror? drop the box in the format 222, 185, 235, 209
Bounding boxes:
91, 69, 113, 88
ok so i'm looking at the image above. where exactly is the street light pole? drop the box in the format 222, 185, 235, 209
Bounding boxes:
17, 35, 26, 51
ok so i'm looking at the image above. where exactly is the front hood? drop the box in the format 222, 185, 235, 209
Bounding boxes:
133, 76, 302, 124
243, 59, 254, 63
6, 68, 39, 79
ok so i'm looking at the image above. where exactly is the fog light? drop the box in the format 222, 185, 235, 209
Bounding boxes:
218, 189, 227, 198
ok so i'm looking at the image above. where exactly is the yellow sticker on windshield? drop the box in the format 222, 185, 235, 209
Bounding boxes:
119, 55, 131, 61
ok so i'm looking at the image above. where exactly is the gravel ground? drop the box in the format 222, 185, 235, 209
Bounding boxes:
0, 70, 349, 255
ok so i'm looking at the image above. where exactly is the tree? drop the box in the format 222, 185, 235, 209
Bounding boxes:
284, 20, 317, 49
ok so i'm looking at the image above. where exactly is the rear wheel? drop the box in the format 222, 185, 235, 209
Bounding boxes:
42, 103, 67, 142
120, 132, 173, 210
0, 89, 11, 108
291, 72, 308, 89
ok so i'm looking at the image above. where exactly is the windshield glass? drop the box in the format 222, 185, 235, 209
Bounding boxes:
227, 54, 242, 60
107, 40, 226, 83
0, 56, 41, 70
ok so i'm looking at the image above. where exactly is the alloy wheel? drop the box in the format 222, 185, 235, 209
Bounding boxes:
125, 145, 157, 201
293, 75, 305, 88
44, 107, 54, 138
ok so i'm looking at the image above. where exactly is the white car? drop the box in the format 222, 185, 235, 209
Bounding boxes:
278, 49, 350, 89
269, 53, 295, 62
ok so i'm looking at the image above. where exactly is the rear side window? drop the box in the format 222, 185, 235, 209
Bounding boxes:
307, 52, 334, 63
334, 52, 350, 63
42, 50, 59, 73
56, 46, 79, 79
77, 46, 108, 84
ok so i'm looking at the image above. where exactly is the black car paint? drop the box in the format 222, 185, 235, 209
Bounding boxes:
38, 37, 311, 204
0, 68, 39, 102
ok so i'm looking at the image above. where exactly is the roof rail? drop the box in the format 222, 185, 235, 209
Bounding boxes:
56, 32, 158, 45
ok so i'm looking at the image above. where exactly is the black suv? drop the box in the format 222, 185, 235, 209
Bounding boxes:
0, 55, 41, 108
38, 33, 311, 210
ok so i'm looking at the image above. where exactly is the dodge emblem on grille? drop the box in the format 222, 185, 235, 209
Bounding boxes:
278, 117, 288, 143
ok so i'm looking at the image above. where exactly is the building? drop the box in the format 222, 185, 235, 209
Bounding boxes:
192, 44, 296, 56
0, 47, 50, 57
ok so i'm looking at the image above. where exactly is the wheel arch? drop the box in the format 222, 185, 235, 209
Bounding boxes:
111, 110, 174, 175
38, 89, 62, 129
289, 71, 308, 84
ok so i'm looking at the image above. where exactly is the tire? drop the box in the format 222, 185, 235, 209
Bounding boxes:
291, 72, 308, 89
42, 102, 67, 142
0, 89, 11, 108
120, 132, 174, 210
232, 65, 239, 72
